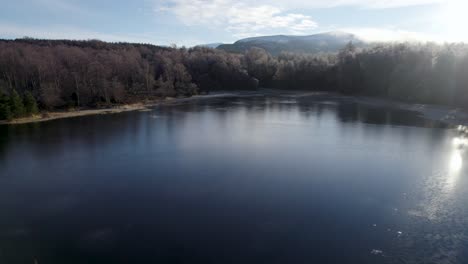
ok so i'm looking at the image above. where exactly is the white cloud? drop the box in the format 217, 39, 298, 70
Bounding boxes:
157, 0, 318, 38
157, 0, 448, 41
286, 0, 444, 9
158, 0, 444, 15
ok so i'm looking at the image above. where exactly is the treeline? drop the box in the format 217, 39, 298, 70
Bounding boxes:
0, 90, 38, 120
0, 39, 256, 112
245, 42, 468, 106
1, 38, 468, 120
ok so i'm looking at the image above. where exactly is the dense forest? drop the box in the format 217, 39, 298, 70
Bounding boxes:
1, 38, 468, 120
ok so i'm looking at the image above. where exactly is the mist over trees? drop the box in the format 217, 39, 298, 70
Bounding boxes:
0, 38, 468, 120
248, 41, 468, 106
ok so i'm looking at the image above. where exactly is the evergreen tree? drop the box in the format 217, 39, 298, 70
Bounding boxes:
0, 93, 12, 120
23, 91, 39, 115
9, 90, 25, 118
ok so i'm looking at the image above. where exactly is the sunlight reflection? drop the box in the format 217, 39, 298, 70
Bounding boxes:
457, 125, 467, 133
449, 151, 462, 173
446, 150, 462, 191
452, 137, 468, 147
446, 135, 465, 191
418, 135, 465, 220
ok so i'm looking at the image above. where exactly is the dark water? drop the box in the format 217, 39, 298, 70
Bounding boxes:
1, 92, 467, 264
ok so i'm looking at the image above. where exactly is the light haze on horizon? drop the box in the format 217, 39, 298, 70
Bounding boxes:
0, 0, 466, 46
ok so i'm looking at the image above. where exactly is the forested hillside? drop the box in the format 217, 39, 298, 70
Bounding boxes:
218, 31, 365, 55
1, 38, 468, 120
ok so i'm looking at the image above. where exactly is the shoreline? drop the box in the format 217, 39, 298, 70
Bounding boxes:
0, 101, 159, 125
350, 96, 468, 127
2, 91, 468, 127
0, 95, 219, 125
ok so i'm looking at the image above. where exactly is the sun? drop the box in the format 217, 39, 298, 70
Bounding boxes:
438, 0, 468, 42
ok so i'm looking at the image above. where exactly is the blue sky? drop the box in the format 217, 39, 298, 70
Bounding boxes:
0, 0, 465, 46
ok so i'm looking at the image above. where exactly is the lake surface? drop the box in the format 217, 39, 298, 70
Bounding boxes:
1, 92, 467, 264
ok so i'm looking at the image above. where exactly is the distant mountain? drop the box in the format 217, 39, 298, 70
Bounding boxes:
196, 43, 223, 49
218, 31, 365, 55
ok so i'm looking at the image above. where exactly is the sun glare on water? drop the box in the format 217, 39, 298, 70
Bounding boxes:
445, 136, 465, 190
450, 137, 465, 173
449, 151, 462, 172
